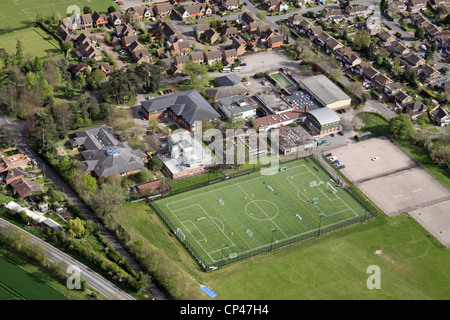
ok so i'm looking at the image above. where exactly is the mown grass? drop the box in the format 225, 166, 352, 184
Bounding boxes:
113, 191, 450, 300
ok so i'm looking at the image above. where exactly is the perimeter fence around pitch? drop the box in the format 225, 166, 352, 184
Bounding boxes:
149, 154, 377, 271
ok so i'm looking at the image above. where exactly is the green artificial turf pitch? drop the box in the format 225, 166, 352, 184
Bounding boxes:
153, 157, 369, 268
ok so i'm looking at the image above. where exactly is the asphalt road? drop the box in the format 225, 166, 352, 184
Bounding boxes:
0, 112, 170, 300
0, 217, 135, 300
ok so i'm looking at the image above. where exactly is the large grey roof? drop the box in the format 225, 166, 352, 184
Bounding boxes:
141, 90, 220, 124
300, 75, 351, 106
70, 125, 146, 178
215, 74, 242, 87
307, 107, 341, 125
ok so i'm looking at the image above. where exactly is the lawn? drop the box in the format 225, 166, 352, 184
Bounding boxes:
356, 112, 390, 137
0, 27, 61, 58
113, 196, 450, 300
152, 157, 369, 269
0, 255, 68, 300
0, 0, 119, 30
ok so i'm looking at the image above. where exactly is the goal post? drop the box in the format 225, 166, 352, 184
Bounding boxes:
176, 228, 186, 242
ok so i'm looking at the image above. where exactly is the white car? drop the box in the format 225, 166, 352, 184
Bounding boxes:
371, 156, 379, 161
244, 82, 251, 86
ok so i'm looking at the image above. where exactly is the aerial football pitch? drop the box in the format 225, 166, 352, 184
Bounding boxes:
152, 157, 372, 270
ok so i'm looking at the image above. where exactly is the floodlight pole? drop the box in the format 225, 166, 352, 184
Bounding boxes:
221, 244, 225, 269
270, 228, 277, 253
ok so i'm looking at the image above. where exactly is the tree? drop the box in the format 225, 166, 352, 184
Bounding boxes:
90, 68, 106, 88
81, 173, 98, 194
183, 60, 208, 92
389, 114, 414, 140
414, 26, 424, 41
68, 217, 86, 239
61, 41, 73, 59
15, 38, 24, 66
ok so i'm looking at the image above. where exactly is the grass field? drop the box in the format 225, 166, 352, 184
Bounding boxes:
0, 27, 61, 58
153, 158, 369, 269
0, 255, 68, 300
0, 0, 119, 30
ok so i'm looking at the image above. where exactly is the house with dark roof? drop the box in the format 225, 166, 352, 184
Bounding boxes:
222, 48, 238, 65
404, 101, 428, 118
154, 2, 173, 17
202, 28, 219, 44
215, 74, 242, 87
140, 90, 220, 131
108, 11, 125, 26
69, 126, 146, 179
0, 168, 24, 185
173, 55, 190, 72
10, 178, 40, 200
430, 106, 450, 126
92, 11, 108, 27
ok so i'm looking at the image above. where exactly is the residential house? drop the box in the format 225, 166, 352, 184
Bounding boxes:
178, 3, 205, 20
428, 0, 450, 8
128, 41, 150, 63
389, 40, 410, 55
372, 73, 393, 92
266, 0, 288, 12
417, 63, 441, 83
92, 11, 108, 27
115, 23, 134, 38
222, 0, 239, 11
0, 168, 24, 185
172, 40, 191, 55
76, 32, 102, 61
69, 125, 146, 179
401, 51, 425, 68
321, 8, 343, 21
222, 48, 238, 65
222, 24, 239, 38
364, 16, 381, 35
109, 11, 125, 26
61, 17, 77, 31
194, 23, 210, 39
80, 14, 93, 30
157, 21, 179, 44
298, 19, 314, 33
11, 178, 40, 200
384, 82, 404, 96
410, 12, 429, 27
407, 0, 427, 12
394, 91, 413, 105
154, 2, 173, 17
190, 51, 205, 64
204, 50, 223, 66
240, 11, 262, 32
232, 38, 247, 55
325, 37, 344, 54
173, 55, 190, 72
0, 157, 10, 174
56, 24, 74, 42
122, 35, 138, 47
286, 14, 305, 30
361, 65, 380, 82
377, 28, 396, 43
430, 106, 450, 126
268, 33, 284, 48
386, 0, 407, 12
202, 28, 220, 44
68, 63, 92, 77
97, 62, 114, 75
404, 101, 428, 118
344, 5, 370, 19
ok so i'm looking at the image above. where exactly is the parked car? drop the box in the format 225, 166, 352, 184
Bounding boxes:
337, 164, 345, 169
325, 153, 332, 157
371, 156, 379, 161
